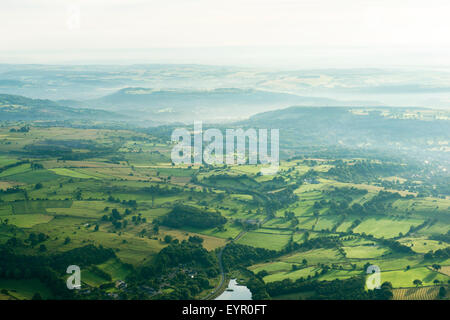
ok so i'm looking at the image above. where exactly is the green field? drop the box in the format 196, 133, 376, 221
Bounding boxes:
237, 231, 291, 250
353, 217, 423, 238
50, 168, 100, 179
343, 245, 390, 259
379, 267, 448, 287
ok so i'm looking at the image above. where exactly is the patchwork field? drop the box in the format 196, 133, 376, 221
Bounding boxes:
0, 125, 448, 300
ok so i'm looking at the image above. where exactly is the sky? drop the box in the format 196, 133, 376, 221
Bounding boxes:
1, 0, 450, 67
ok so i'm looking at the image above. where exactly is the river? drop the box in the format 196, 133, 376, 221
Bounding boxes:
215, 279, 252, 300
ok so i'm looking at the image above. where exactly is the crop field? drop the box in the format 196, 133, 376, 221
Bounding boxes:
393, 286, 447, 300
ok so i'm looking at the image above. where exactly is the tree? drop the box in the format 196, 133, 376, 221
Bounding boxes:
38, 244, 47, 252
38, 233, 47, 242
413, 279, 422, 287
31, 163, 43, 170
164, 235, 173, 243
188, 235, 204, 244
432, 264, 441, 271
381, 281, 393, 290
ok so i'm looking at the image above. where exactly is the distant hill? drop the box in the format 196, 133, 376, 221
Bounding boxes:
83, 87, 379, 122
0, 94, 123, 121
238, 106, 450, 163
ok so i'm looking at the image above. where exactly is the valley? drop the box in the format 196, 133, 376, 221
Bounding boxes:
0, 118, 448, 300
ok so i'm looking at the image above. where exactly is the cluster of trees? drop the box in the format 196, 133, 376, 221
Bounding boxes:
265, 186, 299, 215
153, 241, 219, 273
312, 189, 407, 218
123, 241, 218, 299
430, 230, 450, 244
27, 232, 48, 246
107, 196, 137, 207
31, 162, 44, 170
101, 208, 135, 229
143, 185, 183, 196
266, 276, 393, 300
381, 173, 450, 198
100, 207, 151, 230
424, 247, 450, 260
245, 275, 270, 300
0, 186, 24, 195
161, 205, 226, 229
377, 238, 414, 254
221, 243, 278, 271
5, 232, 49, 248
354, 191, 401, 215
9, 125, 30, 132
131, 214, 147, 226
324, 187, 368, 204
327, 160, 406, 183
259, 176, 288, 191
330, 190, 403, 216
23, 139, 118, 161
295, 236, 341, 251
157, 272, 213, 300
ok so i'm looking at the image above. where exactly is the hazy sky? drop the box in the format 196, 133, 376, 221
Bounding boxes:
1, 0, 450, 67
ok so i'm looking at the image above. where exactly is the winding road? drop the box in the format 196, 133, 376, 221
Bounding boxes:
202, 218, 270, 300
202, 246, 225, 300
